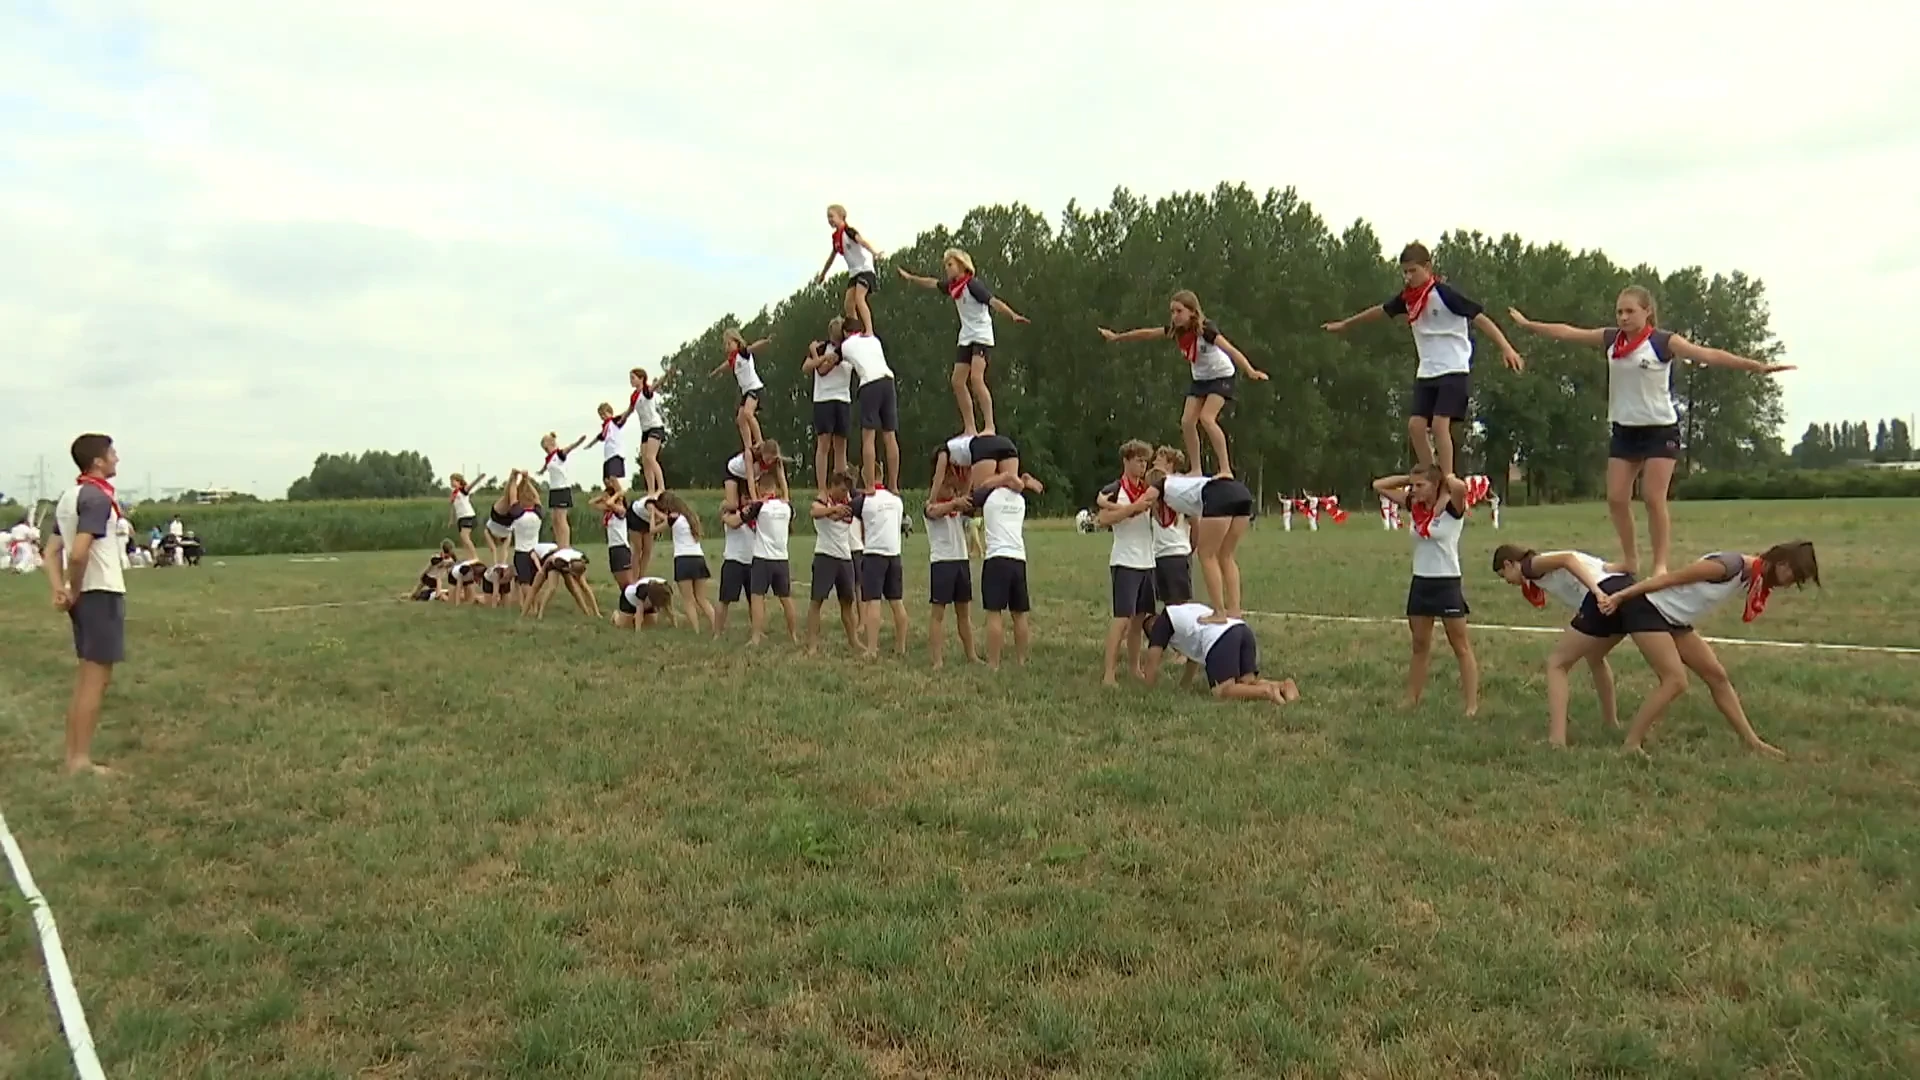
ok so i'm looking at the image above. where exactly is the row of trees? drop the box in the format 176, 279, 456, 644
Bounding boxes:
652, 185, 1788, 504
1789, 419, 1914, 468
287, 451, 441, 501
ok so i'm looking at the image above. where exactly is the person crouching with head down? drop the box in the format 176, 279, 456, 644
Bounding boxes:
614, 576, 674, 629
1143, 602, 1299, 705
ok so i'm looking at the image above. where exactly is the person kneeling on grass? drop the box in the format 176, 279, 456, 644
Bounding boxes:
480, 562, 513, 608
613, 576, 674, 629
1143, 602, 1300, 705
446, 557, 486, 605
526, 544, 601, 620
407, 542, 457, 601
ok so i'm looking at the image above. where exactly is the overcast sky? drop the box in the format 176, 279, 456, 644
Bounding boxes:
4, 0, 1914, 499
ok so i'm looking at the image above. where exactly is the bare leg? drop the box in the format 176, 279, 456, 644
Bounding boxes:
883, 432, 900, 493
1674, 631, 1785, 758
680, 581, 704, 633
1442, 616, 1478, 717
1011, 612, 1031, 666
1641, 457, 1677, 576
779, 596, 799, 643
458, 527, 476, 563
643, 440, 664, 495
986, 611, 1005, 669
65, 661, 115, 775
890, 600, 908, 656
1180, 396, 1204, 476
832, 435, 848, 478
1127, 615, 1146, 679
1589, 647, 1620, 729
1102, 617, 1131, 686
815, 436, 831, 490
929, 604, 946, 668
1405, 616, 1435, 708
1621, 631, 1690, 752
806, 599, 825, 654
749, 595, 766, 645
862, 601, 881, 658
1218, 516, 1251, 617
1433, 416, 1457, 475
854, 285, 875, 336
952, 363, 976, 436
1199, 394, 1231, 476
970, 359, 994, 434
1544, 630, 1592, 746
694, 580, 715, 630
1408, 415, 1434, 470
1606, 457, 1642, 575
861, 430, 879, 491
1214, 680, 1281, 703
954, 602, 978, 662
551, 508, 570, 549
1194, 518, 1227, 613
838, 599, 858, 649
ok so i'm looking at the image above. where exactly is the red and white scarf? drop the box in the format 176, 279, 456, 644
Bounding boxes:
1401, 278, 1438, 323
77, 474, 122, 520
945, 273, 973, 300
1742, 556, 1772, 623
1611, 324, 1656, 360
1118, 474, 1148, 505
1408, 498, 1437, 539
831, 226, 848, 256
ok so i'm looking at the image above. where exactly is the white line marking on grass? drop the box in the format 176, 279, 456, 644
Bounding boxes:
252, 599, 394, 614
0, 808, 107, 1080
1240, 609, 1920, 657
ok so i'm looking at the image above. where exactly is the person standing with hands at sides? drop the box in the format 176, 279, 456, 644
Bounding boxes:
712, 328, 772, 464
966, 469, 1045, 670
1375, 465, 1479, 716
897, 248, 1031, 436
1149, 446, 1195, 606
589, 479, 636, 590
1508, 290, 1794, 576
741, 472, 800, 646
804, 335, 854, 487
806, 470, 862, 656
924, 477, 980, 669
850, 477, 908, 658
833, 315, 902, 493
1098, 291, 1269, 478
44, 433, 128, 776
616, 366, 670, 498
815, 203, 883, 333
446, 472, 491, 564
1597, 542, 1818, 759
1490, 544, 1626, 747
1143, 603, 1301, 705
725, 441, 789, 517
1097, 440, 1160, 686
713, 501, 755, 638
538, 431, 586, 549
1143, 467, 1255, 622
656, 492, 716, 632
1323, 243, 1524, 476
587, 402, 628, 490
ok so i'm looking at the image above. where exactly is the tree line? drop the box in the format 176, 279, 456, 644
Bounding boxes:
653, 185, 1787, 507
1789, 418, 1914, 468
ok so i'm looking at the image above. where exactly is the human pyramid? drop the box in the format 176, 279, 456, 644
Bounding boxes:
417, 213, 1811, 754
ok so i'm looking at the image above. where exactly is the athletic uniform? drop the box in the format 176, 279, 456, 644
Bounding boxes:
1151, 504, 1194, 606
540, 449, 574, 509
811, 495, 858, 604
598, 417, 626, 480
1601, 327, 1682, 461
1101, 478, 1158, 618
618, 576, 670, 616
853, 487, 906, 602
53, 479, 127, 665
812, 343, 854, 438
1147, 603, 1259, 687
840, 333, 898, 433
725, 451, 779, 494
729, 346, 765, 408
975, 485, 1030, 613
449, 559, 484, 590
719, 516, 754, 605
833, 225, 878, 295
670, 513, 711, 582
482, 563, 512, 597
605, 501, 633, 574
944, 272, 997, 368
1166, 320, 1236, 401
450, 485, 478, 530
1519, 550, 1624, 638
1640, 553, 1759, 634
1383, 280, 1483, 422
1406, 498, 1468, 618
1157, 475, 1256, 519
630, 384, 667, 447
485, 502, 514, 541
942, 433, 1017, 472
744, 497, 793, 598
926, 500, 973, 607
510, 508, 543, 584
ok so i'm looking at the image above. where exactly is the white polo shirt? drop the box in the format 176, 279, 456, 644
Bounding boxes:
53, 482, 126, 593
857, 488, 905, 557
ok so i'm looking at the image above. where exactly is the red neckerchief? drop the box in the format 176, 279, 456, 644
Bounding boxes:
1155, 499, 1178, 527
1409, 498, 1437, 539
602, 501, 623, 527
77, 474, 122, 519
449, 483, 464, 503
1118, 474, 1147, 504
946, 273, 973, 300
1173, 326, 1202, 364
1611, 324, 1656, 359
1402, 278, 1438, 323
1520, 580, 1548, 609
601, 418, 616, 439
1742, 556, 1772, 623
726, 346, 742, 370
542, 449, 558, 470
832, 226, 847, 255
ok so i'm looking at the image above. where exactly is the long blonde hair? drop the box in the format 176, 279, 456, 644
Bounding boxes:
944, 248, 975, 276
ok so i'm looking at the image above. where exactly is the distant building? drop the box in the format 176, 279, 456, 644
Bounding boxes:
1865, 460, 1920, 472
193, 488, 242, 504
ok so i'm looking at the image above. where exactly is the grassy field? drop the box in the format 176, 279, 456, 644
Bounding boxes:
2, 499, 1917, 1078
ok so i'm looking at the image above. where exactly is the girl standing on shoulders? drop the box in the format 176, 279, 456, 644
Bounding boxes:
1508, 289, 1794, 576
1597, 542, 1818, 758
616, 367, 669, 497
447, 472, 490, 563
712, 329, 772, 462
1322, 242, 1524, 477
657, 492, 715, 632
1490, 544, 1624, 746
589, 480, 635, 590
1374, 465, 1478, 716
804, 337, 853, 487
1099, 290, 1269, 478
1143, 467, 1255, 622
897, 248, 1030, 436
815, 204, 883, 333
538, 432, 586, 549
588, 403, 628, 490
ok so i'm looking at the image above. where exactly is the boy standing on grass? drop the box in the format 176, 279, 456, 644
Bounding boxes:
44, 433, 127, 776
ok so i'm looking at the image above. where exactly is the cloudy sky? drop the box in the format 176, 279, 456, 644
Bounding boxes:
3, 0, 1914, 499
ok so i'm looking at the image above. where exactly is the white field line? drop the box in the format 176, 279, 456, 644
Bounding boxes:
0, 808, 107, 1080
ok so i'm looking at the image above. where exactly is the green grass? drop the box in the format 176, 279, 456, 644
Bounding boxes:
2, 499, 1917, 1078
